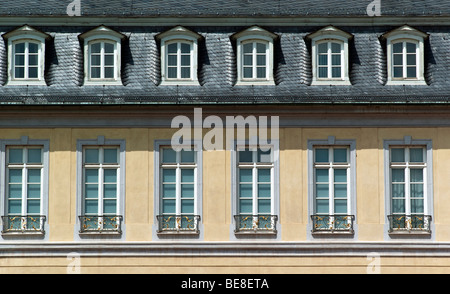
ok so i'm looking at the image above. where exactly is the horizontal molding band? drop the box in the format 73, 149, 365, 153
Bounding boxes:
1, 241, 450, 257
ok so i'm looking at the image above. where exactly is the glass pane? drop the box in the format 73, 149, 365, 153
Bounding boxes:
168, 55, 177, 66
9, 169, 22, 183
256, 43, 266, 53
258, 184, 271, 198
257, 149, 272, 163
406, 42, 416, 53
238, 150, 253, 163
315, 148, 329, 163
90, 43, 101, 53
103, 199, 117, 214
334, 169, 347, 183
85, 169, 98, 183
104, 67, 114, 78
167, 43, 177, 54
85, 149, 99, 164
392, 183, 405, 198
243, 43, 253, 54
391, 169, 405, 182
407, 54, 416, 66
28, 54, 38, 66
316, 199, 329, 214
239, 169, 252, 183
15, 42, 25, 53
29, 43, 39, 54
393, 67, 402, 78
27, 169, 41, 183
393, 54, 403, 66
85, 184, 98, 198
104, 148, 118, 164
316, 184, 329, 198
331, 54, 341, 66
181, 150, 195, 163
393, 42, 403, 53
15, 67, 25, 78
243, 67, 252, 78
27, 148, 42, 164
258, 169, 271, 182
162, 184, 175, 198
239, 184, 253, 198
333, 148, 347, 163
407, 66, 416, 78
256, 67, 266, 78
410, 169, 423, 182
104, 43, 114, 54
318, 67, 327, 78
162, 199, 176, 214
181, 184, 194, 198
162, 148, 177, 163
243, 55, 252, 66
8, 184, 22, 198
239, 199, 252, 214
104, 169, 117, 183
167, 67, 177, 78
258, 199, 271, 214
90, 67, 100, 78
332, 67, 341, 78
411, 183, 424, 198
318, 54, 327, 66
181, 199, 194, 214
28, 67, 38, 78
334, 184, 347, 198
9, 148, 23, 164
410, 148, 424, 162
257, 55, 266, 66
391, 148, 405, 162
27, 199, 40, 214
104, 55, 114, 66
392, 199, 405, 214
318, 43, 328, 54
162, 169, 176, 182
331, 43, 341, 53
180, 43, 191, 54
181, 55, 190, 66
104, 184, 117, 198
85, 200, 98, 214
8, 200, 22, 214
315, 169, 329, 183
181, 67, 190, 79
15, 54, 24, 66
411, 199, 424, 214
181, 169, 194, 183
334, 199, 347, 214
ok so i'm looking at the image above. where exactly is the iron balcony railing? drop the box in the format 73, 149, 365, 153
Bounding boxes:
79, 215, 123, 234
157, 215, 201, 233
234, 215, 278, 233
388, 214, 432, 233
1, 215, 46, 234
311, 214, 355, 233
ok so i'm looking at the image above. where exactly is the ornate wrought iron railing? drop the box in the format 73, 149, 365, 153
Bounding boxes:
157, 215, 201, 233
234, 215, 278, 233
79, 215, 123, 233
311, 214, 355, 233
388, 214, 432, 233
1, 215, 46, 234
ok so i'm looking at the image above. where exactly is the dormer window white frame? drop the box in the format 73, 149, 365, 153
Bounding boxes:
79, 25, 126, 85
382, 25, 428, 86
2, 25, 51, 86
306, 26, 352, 86
155, 26, 202, 86
231, 26, 278, 86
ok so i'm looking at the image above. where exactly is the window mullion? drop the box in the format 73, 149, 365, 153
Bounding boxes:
402, 42, 407, 78
327, 43, 332, 79
176, 151, 181, 216
177, 42, 181, 80
252, 42, 257, 79
24, 42, 29, 80
100, 42, 105, 79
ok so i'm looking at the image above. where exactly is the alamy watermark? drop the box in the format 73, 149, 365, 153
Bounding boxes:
366, 252, 381, 274
67, 0, 81, 16
66, 252, 81, 274
367, 0, 381, 16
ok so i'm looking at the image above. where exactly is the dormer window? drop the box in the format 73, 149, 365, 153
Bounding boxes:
155, 26, 202, 86
231, 26, 278, 86
381, 25, 428, 85
2, 25, 51, 85
79, 25, 126, 85
306, 26, 352, 86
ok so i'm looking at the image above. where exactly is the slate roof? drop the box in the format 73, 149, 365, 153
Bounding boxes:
0, 1, 449, 105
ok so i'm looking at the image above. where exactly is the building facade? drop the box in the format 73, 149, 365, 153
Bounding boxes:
1, 0, 450, 274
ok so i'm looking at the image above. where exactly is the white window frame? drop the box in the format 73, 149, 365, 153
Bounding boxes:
76, 136, 126, 237
0, 136, 49, 237
231, 26, 277, 86
79, 25, 125, 85
384, 137, 433, 236
153, 140, 203, 238
382, 25, 428, 85
87, 40, 119, 81
155, 26, 202, 86
307, 26, 352, 86
2, 25, 50, 85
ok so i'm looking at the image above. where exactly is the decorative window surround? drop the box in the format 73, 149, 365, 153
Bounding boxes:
231, 26, 278, 86
78, 25, 126, 86
153, 140, 203, 240
155, 26, 202, 86
0, 136, 49, 240
2, 25, 51, 86
306, 26, 352, 86
384, 136, 434, 239
381, 25, 428, 86
75, 136, 126, 240
307, 137, 357, 239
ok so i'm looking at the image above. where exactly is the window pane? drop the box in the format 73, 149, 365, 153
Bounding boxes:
28, 54, 38, 66
239, 169, 252, 183
181, 184, 194, 198
167, 43, 177, 54
162, 199, 175, 213
318, 43, 328, 54
331, 43, 341, 53
406, 42, 416, 53
27, 199, 40, 214
84, 149, 99, 164
238, 149, 253, 162
410, 169, 423, 182
333, 148, 347, 163
162, 148, 176, 163
85, 184, 98, 198
393, 42, 403, 53
243, 43, 253, 54
318, 67, 327, 78
258, 169, 271, 182
27, 169, 41, 183
181, 67, 190, 79
239, 184, 253, 198
104, 184, 117, 198
90, 67, 100, 79
27, 184, 41, 198
162, 184, 175, 198
392, 183, 405, 198
28, 43, 38, 53
28, 148, 42, 164
410, 148, 424, 162
14, 67, 24, 79
393, 54, 403, 66
407, 54, 416, 66
90, 43, 101, 53
393, 67, 403, 78
316, 199, 329, 214
243, 67, 252, 78
239, 199, 252, 214
406, 66, 416, 78
318, 54, 327, 66
256, 55, 266, 66
334, 199, 347, 214
168, 55, 177, 66
256, 43, 266, 53
315, 149, 329, 163
391, 148, 405, 162
181, 55, 190, 66
85, 169, 99, 183
411, 199, 424, 213
316, 184, 329, 198
8, 169, 22, 183
104, 148, 118, 164
331, 54, 341, 66
332, 67, 341, 78
257, 149, 272, 163
243, 55, 252, 66
15, 54, 25, 66
8, 200, 22, 214
103, 199, 117, 214
181, 150, 195, 163
180, 43, 191, 54
167, 67, 177, 79
104, 169, 117, 183
334, 169, 347, 183
392, 199, 405, 213
9, 148, 23, 164
258, 184, 271, 198
258, 199, 271, 213
334, 184, 347, 198
15, 42, 25, 53
315, 169, 329, 183
181, 169, 194, 183
256, 67, 266, 78
104, 43, 114, 54
410, 184, 424, 198
8, 184, 22, 198
104, 55, 114, 66
181, 199, 194, 214
391, 169, 405, 182
28, 67, 38, 79
104, 67, 114, 78
85, 200, 98, 214
162, 169, 176, 183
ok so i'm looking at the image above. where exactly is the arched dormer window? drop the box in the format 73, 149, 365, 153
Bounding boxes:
2, 25, 51, 85
306, 26, 352, 86
79, 25, 126, 85
155, 26, 202, 86
381, 25, 428, 85
231, 26, 278, 85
